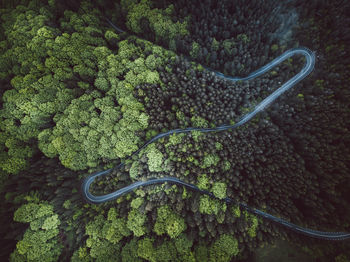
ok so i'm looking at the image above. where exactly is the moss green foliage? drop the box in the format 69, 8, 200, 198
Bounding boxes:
0, 0, 174, 172
10, 202, 62, 262
190, 41, 200, 59
201, 153, 220, 169
136, 236, 195, 262
154, 205, 186, 238
146, 143, 165, 172
211, 38, 219, 51
84, 208, 131, 261
123, 0, 189, 44
38, 37, 167, 170
197, 173, 210, 190
209, 234, 239, 262
212, 182, 227, 199
137, 237, 155, 261
0, 132, 33, 174
231, 205, 241, 218
166, 133, 184, 147
127, 208, 148, 237
245, 212, 259, 238
129, 159, 141, 179
0, 1, 103, 173
215, 142, 223, 150
131, 197, 144, 209
191, 130, 203, 142
191, 115, 209, 128
195, 244, 209, 262
199, 195, 226, 216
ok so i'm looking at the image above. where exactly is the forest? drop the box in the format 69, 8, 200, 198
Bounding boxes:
0, 0, 349, 261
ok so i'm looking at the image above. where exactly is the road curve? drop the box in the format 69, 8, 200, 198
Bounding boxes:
81, 19, 350, 240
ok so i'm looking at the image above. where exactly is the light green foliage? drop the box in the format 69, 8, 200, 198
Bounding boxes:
212, 182, 227, 199
209, 234, 239, 262
127, 209, 147, 237
70, 247, 91, 262
0, 2, 107, 173
86, 208, 131, 245
190, 42, 200, 59
215, 142, 223, 150
131, 197, 144, 209
137, 238, 180, 262
10, 202, 62, 262
199, 195, 226, 215
211, 38, 219, 51
0, 132, 33, 174
145, 54, 163, 70
231, 205, 241, 217
201, 154, 220, 169
84, 208, 130, 261
125, 0, 189, 43
154, 205, 186, 238
191, 130, 202, 142
63, 200, 71, 209
14, 202, 54, 223
176, 110, 186, 122
38, 36, 171, 170
1, 2, 173, 172
166, 133, 184, 147
246, 213, 259, 238
146, 143, 164, 172
137, 237, 155, 261
197, 174, 210, 190
105, 30, 119, 41
129, 160, 141, 179
191, 115, 209, 128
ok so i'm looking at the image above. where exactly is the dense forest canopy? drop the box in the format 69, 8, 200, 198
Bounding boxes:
0, 0, 349, 261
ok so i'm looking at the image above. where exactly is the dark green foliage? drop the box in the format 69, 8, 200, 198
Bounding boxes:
1, 0, 350, 262
121, 238, 142, 262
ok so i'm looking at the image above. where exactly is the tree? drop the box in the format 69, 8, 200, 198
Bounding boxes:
209, 234, 239, 262
154, 205, 186, 238
10, 202, 62, 262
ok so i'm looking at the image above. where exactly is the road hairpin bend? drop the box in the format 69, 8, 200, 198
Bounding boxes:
81, 17, 350, 241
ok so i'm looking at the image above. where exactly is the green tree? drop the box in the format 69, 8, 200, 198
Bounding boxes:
209, 234, 239, 262
10, 202, 62, 262
123, 0, 189, 44
154, 205, 186, 238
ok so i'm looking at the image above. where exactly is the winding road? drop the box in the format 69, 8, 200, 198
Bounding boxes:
81, 18, 350, 241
